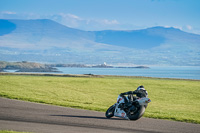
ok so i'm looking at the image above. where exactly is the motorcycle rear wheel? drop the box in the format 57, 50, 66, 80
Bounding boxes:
127, 105, 145, 120
105, 105, 115, 118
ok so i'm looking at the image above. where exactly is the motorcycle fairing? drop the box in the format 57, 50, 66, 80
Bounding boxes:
114, 104, 129, 119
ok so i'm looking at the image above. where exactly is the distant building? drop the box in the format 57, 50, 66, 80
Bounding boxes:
92, 62, 113, 68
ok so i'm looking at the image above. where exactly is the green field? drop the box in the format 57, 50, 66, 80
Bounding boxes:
0, 131, 30, 133
0, 74, 199, 124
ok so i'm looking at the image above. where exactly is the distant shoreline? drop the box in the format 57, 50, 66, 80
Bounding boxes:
0, 61, 149, 73
0, 72, 199, 81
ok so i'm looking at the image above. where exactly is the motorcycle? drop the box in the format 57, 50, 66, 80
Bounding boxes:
105, 94, 151, 120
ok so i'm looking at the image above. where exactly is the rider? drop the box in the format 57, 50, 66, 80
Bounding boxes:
118, 85, 148, 110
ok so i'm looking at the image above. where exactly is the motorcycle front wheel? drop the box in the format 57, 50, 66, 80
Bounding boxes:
105, 105, 115, 118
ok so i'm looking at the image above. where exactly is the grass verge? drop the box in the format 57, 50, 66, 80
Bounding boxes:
0, 130, 30, 133
0, 74, 199, 124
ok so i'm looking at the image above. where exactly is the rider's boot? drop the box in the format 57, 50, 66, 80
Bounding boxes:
118, 103, 125, 110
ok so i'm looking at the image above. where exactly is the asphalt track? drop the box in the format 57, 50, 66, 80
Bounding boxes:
0, 98, 199, 133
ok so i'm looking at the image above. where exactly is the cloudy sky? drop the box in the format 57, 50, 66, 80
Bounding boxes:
0, 0, 200, 34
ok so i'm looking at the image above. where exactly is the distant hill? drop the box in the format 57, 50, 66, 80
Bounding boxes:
0, 61, 59, 72
0, 19, 94, 50
94, 28, 165, 49
0, 19, 200, 66
94, 27, 200, 49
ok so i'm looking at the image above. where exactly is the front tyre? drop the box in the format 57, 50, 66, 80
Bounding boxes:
127, 105, 145, 120
105, 105, 115, 118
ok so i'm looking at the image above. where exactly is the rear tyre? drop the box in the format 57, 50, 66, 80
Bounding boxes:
127, 105, 145, 120
105, 105, 115, 118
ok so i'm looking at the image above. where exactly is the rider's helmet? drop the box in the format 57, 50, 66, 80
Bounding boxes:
137, 85, 145, 91
137, 85, 148, 97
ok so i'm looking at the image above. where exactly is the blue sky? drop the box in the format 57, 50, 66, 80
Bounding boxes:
0, 0, 200, 34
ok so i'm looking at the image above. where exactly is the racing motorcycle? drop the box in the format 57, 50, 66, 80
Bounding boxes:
105, 94, 151, 120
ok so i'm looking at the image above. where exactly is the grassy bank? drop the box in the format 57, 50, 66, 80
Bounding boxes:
0, 74, 199, 124
0, 131, 30, 133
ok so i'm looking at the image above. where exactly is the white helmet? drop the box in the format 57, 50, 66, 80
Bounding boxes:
137, 85, 145, 91
137, 85, 148, 97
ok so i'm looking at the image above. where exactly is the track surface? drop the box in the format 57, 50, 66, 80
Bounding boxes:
0, 98, 199, 133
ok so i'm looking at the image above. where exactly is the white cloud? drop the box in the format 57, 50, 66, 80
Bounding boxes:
163, 25, 200, 35
1, 11, 16, 15
186, 25, 192, 30
66, 13, 81, 20
101, 19, 119, 25
173, 26, 183, 30
58, 13, 82, 20
163, 25, 183, 30
0, 11, 42, 19
51, 13, 83, 28
49, 13, 120, 30
163, 25, 171, 28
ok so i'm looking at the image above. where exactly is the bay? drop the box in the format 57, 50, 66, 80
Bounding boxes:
56, 66, 200, 80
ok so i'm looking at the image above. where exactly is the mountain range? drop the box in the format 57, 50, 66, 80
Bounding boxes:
0, 19, 200, 66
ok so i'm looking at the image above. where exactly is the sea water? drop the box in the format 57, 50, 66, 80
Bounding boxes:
56, 66, 200, 80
